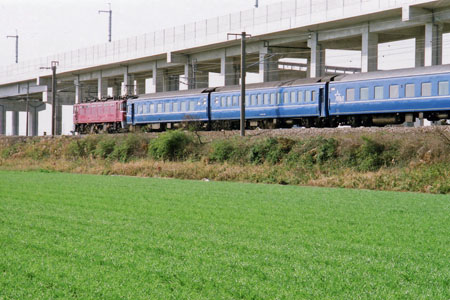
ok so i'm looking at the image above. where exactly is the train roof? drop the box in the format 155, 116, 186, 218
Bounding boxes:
134, 88, 207, 100
334, 64, 450, 83
213, 77, 327, 93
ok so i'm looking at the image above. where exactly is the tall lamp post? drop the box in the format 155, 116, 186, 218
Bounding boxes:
99, 3, 112, 42
6, 30, 19, 63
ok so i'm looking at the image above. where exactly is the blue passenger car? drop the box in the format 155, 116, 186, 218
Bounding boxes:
329, 66, 450, 125
127, 89, 209, 129
210, 79, 327, 127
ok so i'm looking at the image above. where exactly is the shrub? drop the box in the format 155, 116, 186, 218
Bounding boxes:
286, 137, 338, 167
148, 131, 193, 161
110, 135, 141, 162
94, 138, 116, 159
355, 137, 397, 172
209, 140, 235, 162
248, 137, 295, 165
67, 137, 98, 158
1, 144, 19, 159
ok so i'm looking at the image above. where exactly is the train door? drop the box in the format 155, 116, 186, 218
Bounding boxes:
131, 103, 135, 125
319, 86, 329, 118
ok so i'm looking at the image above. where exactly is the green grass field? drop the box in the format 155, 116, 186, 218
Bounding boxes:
0, 170, 448, 299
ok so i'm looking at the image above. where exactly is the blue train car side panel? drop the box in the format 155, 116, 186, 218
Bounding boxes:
210, 84, 325, 121
127, 93, 208, 125
329, 72, 450, 116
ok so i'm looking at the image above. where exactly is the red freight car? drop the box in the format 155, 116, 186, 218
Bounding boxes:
73, 100, 127, 134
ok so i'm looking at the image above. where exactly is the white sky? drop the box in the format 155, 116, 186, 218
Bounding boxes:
0, 0, 284, 65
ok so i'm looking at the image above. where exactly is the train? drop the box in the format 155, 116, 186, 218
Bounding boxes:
73, 64, 450, 134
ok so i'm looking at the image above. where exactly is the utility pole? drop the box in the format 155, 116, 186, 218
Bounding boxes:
40, 61, 59, 136
6, 30, 18, 63
228, 32, 251, 137
99, 3, 112, 42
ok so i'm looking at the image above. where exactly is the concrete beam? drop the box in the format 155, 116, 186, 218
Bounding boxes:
371, 13, 432, 33
318, 25, 365, 42
402, 5, 430, 22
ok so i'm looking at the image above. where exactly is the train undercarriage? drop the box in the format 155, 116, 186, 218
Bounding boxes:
128, 111, 449, 133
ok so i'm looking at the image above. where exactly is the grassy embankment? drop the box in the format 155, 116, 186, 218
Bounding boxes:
0, 127, 450, 193
0, 170, 448, 299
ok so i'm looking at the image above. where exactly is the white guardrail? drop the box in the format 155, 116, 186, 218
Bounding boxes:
0, 0, 437, 85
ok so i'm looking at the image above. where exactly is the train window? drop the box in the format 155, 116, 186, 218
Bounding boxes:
360, 87, 369, 100
305, 90, 312, 102
250, 94, 256, 106
291, 91, 296, 103
405, 84, 415, 97
165, 102, 172, 112
143, 104, 148, 114
138, 105, 143, 114
346, 89, 355, 101
271, 93, 276, 105
233, 96, 238, 106
389, 85, 399, 99
221, 97, 226, 107
150, 104, 155, 113
257, 94, 263, 105
181, 102, 187, 112
422, 82, 432, 97
173, 103, 179, 112
277, 93, 281, 104
439, 81, 449, 96
311, 91, 316, 102
157, 103, 163, 113
189, 101, 196, 111
264, 94, 269, 105
298, 91, 304, 103
374, 86, 384, 100
284, 92, 289, 104
227, 96, 232, 107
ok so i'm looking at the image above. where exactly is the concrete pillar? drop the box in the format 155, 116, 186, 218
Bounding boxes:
98, 77, 108, 99
307, 32, 325, 78
108, 79, 122, 97
122, 73, 134, 96
415, 35, 425, 67
184, 63, 194, 90
424, 23, 443, 67
155, 69, 170, 93
135, 78, 146, 95
221, 55, 239, 86
75, 79, 83, 104
0, 105, 5, 135
27, 106, 38, 137
11, 111, 19, 136
361, 28, 378, 72
258, 48, 279, 83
